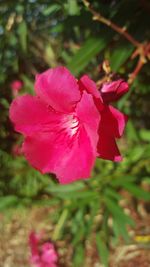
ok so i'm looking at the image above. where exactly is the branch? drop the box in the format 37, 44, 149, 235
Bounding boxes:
128, 42, 150, 84
83, 0, 150, 85
82, 0, 141, 47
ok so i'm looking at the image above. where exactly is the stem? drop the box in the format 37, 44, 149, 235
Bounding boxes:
83, 0, 150, 84
128, 42, 150, 84
128, 58, 144, 84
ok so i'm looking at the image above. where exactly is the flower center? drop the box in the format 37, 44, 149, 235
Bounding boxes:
62, 114, 79, 137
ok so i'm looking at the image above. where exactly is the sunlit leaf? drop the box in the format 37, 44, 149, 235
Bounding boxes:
67, 34, 111, 75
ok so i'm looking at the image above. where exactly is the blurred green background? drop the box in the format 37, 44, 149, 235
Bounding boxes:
0, 0, 150, 266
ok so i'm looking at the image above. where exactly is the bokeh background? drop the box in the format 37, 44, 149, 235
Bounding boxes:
0, 0, 150, 266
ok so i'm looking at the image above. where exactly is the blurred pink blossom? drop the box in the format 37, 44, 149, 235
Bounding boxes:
10, 80, 23, 96
29, 232, 58, 267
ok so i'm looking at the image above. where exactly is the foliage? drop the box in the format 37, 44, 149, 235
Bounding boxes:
0, 0, 150, 266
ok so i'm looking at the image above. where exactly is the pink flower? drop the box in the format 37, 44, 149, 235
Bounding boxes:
29, 232, 58, 267
9, 66, 128, 184
10, 80, 23, 96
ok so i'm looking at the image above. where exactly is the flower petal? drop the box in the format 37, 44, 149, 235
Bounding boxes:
79, 75, 104, 111
9, 95, 52, 136
76, 91, 100, 154
97, 132, 122, 162
35, 66, 81, 112
100, 79, 129, 103
109, 106, 128, 138
79, 75, 100, 98
57, 126, 96, 184
23, 126, 95, 184
97, 105, 123, 161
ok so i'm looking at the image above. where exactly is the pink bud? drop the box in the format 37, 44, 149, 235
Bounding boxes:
10, 80, 23, 96
100, 79, 129, 103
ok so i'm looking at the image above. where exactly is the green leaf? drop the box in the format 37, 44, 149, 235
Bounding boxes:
139, 129, 150, 142
128, 146, 144, 163
96, 234, 109, 267
126, 120, 139, 142
111, 175, 136, 187
42, 4, 61, 16
113, 219, 130, 243
123, 183, 150, 201
0, 196, 18, 210
67, 35, 111, 75
46, 186, 98, 200
105, 187, 122, 201
104, 197, 134, 226
0, 98, 9, 109
67, 0, 80, 16
46, 182, 85, 194
21, 74, 34, 94
105, 197, 134, 242
72, 225, 84, 246
110, 42, 134, 71
73, 244, 84, 267
52, 209, 68, 240
86, 201, 100, 235
17, 21, 27, 52
44, 44, 56, 67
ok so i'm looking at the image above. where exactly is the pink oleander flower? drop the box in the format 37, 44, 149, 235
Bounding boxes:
10, 80, 23, 96
29, 232, 58, 267
9, 66, 128, 184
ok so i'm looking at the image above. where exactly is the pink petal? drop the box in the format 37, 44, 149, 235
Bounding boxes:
76, 91, 100, 154
109, 106, 128, 138
56, 126, 96, 184
79, 75, 100, 98
97, 105, 127, 139
41, 243, 57, 263
23, 126, 95, 184
79, 75, 103, 112
23, 131, 61, 174
9, 95, 54, 136
97, 105, 124, 161
100, 79, 129, 103
35, 66, 81, 112
29, 232, 40, 255
97, 132, 122, 162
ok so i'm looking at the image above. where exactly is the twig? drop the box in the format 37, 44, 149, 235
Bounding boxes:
128, 57, 145, 85
128, 42, 150, 84
83, 0, 150, 84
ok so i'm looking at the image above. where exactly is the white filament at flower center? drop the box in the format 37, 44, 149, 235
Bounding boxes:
62, 114, 79, 137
